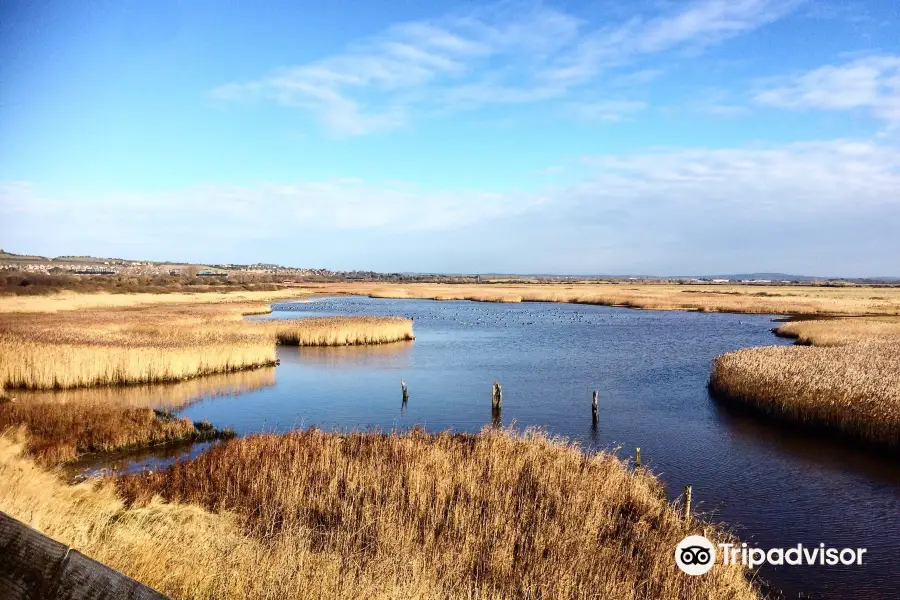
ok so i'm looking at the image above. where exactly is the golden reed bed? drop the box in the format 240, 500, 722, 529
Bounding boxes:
308, 282, 900, 316
710, 318, 900, 450
9, 367, 277, 411
3, 282, 899, 316
0, 401, 202, 466
0, 288, 311, 314
0, 428, 759, 600
0, 303, 413, 390
265, 316, 416, 347
0, 369, 276, 465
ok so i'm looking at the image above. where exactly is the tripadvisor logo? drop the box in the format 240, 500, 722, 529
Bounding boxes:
675, 535, 716, 575
675, 535, 868, 575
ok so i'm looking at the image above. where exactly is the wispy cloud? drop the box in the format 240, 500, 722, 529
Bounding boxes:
211, 0, 797, 136
754, 55, 900, 124
579, 140, 900, 214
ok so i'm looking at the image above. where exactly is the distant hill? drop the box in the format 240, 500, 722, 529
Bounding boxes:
0, 249, 48, 262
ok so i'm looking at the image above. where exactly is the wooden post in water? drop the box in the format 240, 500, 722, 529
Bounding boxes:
635, 447, 641, 468
592, 391, 598, 423
684, 485, 692, 526
401, 379, 408, 403
491, 406, 502, 428
491, 381, 502, 410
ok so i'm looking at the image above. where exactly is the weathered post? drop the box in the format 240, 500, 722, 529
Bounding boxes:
635, 447, 641, 468
684, 485, 692, 526
491, 406, 502, 428
491, 381, 502, 410
592, 390, 598, 423
401, 379, 408, 403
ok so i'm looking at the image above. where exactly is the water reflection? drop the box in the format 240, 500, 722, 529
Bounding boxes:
712, 396, 900, 487
14, 367, 276, 411
278, 341, 413, 369
64, 440, 217, 482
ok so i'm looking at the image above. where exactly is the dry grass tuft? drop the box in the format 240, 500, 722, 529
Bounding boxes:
265, 316, 414, 346
112, 427, 759, 600
710, 317, 900, 449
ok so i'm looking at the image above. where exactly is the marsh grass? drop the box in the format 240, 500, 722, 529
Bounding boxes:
8, 367, 277, 411
107, 427, 758, 600
0, 334, 277, 390
0, 304, 413, 390
774, 317, 900, 346
710, 318, 900, 450
266, 316, 414, 346
316, 282, 900, 315
0, 289, 307, 314
0, 399, 232, 465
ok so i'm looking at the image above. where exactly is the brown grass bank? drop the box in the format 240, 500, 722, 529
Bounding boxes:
0, 288, 310, 314
0, 303, 413, 390
116, 427, 757, 599
0, 399, 233, 466
8, 366, 277, 411
0, 428, 760, 599
310, 282, 900, 315
710, 317, 900, 450
266, 316, 414, 346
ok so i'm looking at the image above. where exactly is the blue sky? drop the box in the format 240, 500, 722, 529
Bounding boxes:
1, 0, 898, 275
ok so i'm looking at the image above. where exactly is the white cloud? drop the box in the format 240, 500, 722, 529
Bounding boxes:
754, 55, 900, 124
5, 140, 898, 272
211, 0, 796, 136
0, 179, 541, 247
538, 0, 799, 86
582, 138, 900, 201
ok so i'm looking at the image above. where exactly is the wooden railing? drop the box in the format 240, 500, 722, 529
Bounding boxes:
0, 511, 169, 600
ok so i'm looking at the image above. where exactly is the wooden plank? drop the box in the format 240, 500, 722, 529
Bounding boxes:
0, 511, 169, 600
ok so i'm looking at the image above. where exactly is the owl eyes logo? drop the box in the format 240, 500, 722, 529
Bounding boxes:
675, 535, 717, 575
680, 545, 712, 565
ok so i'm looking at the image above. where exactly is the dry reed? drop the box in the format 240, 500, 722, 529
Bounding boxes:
104, 427, 758, 600
710, 335, 900, 449
774, 317, 900, 346
0, 334, 276, 390
8, 367, 276, 411
312, 282, 900, 315
1, 304, 413, 390
0, 289, 308, 314
265, 316, 414, 346
0, 400, 227, 466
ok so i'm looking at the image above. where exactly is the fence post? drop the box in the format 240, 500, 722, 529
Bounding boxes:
684, 485, 692, 526
491, 381, 502, 410
592, 391, 598, 423
635, 447, 641, 468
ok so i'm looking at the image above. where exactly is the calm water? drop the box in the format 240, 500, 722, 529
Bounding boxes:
36, 297, 900, 598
